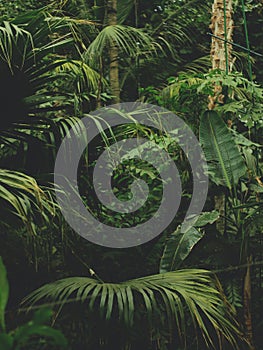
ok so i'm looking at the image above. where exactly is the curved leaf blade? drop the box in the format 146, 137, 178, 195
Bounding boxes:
160, 227, 204, 273
199, 110, 247, 189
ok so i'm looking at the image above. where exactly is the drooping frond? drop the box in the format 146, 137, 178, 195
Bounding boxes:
84, 25, 158, 66
55, 59, 107, 93
0, 169, 55, 235
24, 269, 243, 348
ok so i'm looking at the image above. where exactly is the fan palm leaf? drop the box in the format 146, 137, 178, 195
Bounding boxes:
24, 269, 243, 348
84, 25, 160, 66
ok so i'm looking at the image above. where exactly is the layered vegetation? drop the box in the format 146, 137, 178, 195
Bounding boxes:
0, 1, 262, 349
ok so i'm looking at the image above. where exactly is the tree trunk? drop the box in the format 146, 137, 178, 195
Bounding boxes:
208, 0, 234, 110
209, 0, 234, 235
107, 0, 120, 104
209, 2, 255, 347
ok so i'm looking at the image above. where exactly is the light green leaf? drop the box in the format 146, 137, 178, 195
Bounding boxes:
23, 270, 242, 348
194, 210, 220, 227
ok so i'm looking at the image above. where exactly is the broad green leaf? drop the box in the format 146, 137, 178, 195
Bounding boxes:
0, 257, 9, 332
199, 110, 247, 189
194, 210, 220, 227
242, 148, 258, 178
159, 227, 204, 273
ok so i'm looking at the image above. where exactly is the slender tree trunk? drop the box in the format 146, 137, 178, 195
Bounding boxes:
209, 2, 255, 347
208, 0, 234, 110
209, 0, 234, 235
107, 0, 120, 104
210, 0, 234, 71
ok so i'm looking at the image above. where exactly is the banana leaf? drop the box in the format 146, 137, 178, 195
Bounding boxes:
160, 211, 219, 273
199, 110, 247, 189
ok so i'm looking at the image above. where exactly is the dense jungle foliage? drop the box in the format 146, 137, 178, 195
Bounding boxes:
0, 0, 262, 349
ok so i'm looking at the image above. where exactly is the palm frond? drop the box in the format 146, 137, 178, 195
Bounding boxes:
0, 21, 33, 72
162, 75, 203, 101
0, 169, 55, 235
0, 10, 100, 136
117, 0, 136, 24
24, 269, 243, 348
177, 55, 211, 75
55, 59, 106, 93
84, 25, 158, 66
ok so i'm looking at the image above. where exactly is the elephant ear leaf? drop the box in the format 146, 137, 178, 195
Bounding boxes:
199, 110, 247, 189
160, 227, 204, 273
0, 257, 9, 332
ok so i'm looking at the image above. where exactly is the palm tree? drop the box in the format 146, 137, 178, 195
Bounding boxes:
205, 2, 257, 345
0, 8, 99, 253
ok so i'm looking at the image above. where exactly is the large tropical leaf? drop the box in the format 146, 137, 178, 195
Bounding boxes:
199, 110, 247, 189
24, 269, 242, 348
160, 227, 204, 273
160, 211, 220, 273
194, 210, 220, 227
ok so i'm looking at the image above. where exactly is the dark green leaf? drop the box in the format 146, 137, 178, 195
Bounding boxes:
160, 227, 204, 273
199, 110, 247, 189
194, 211, 220, 227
